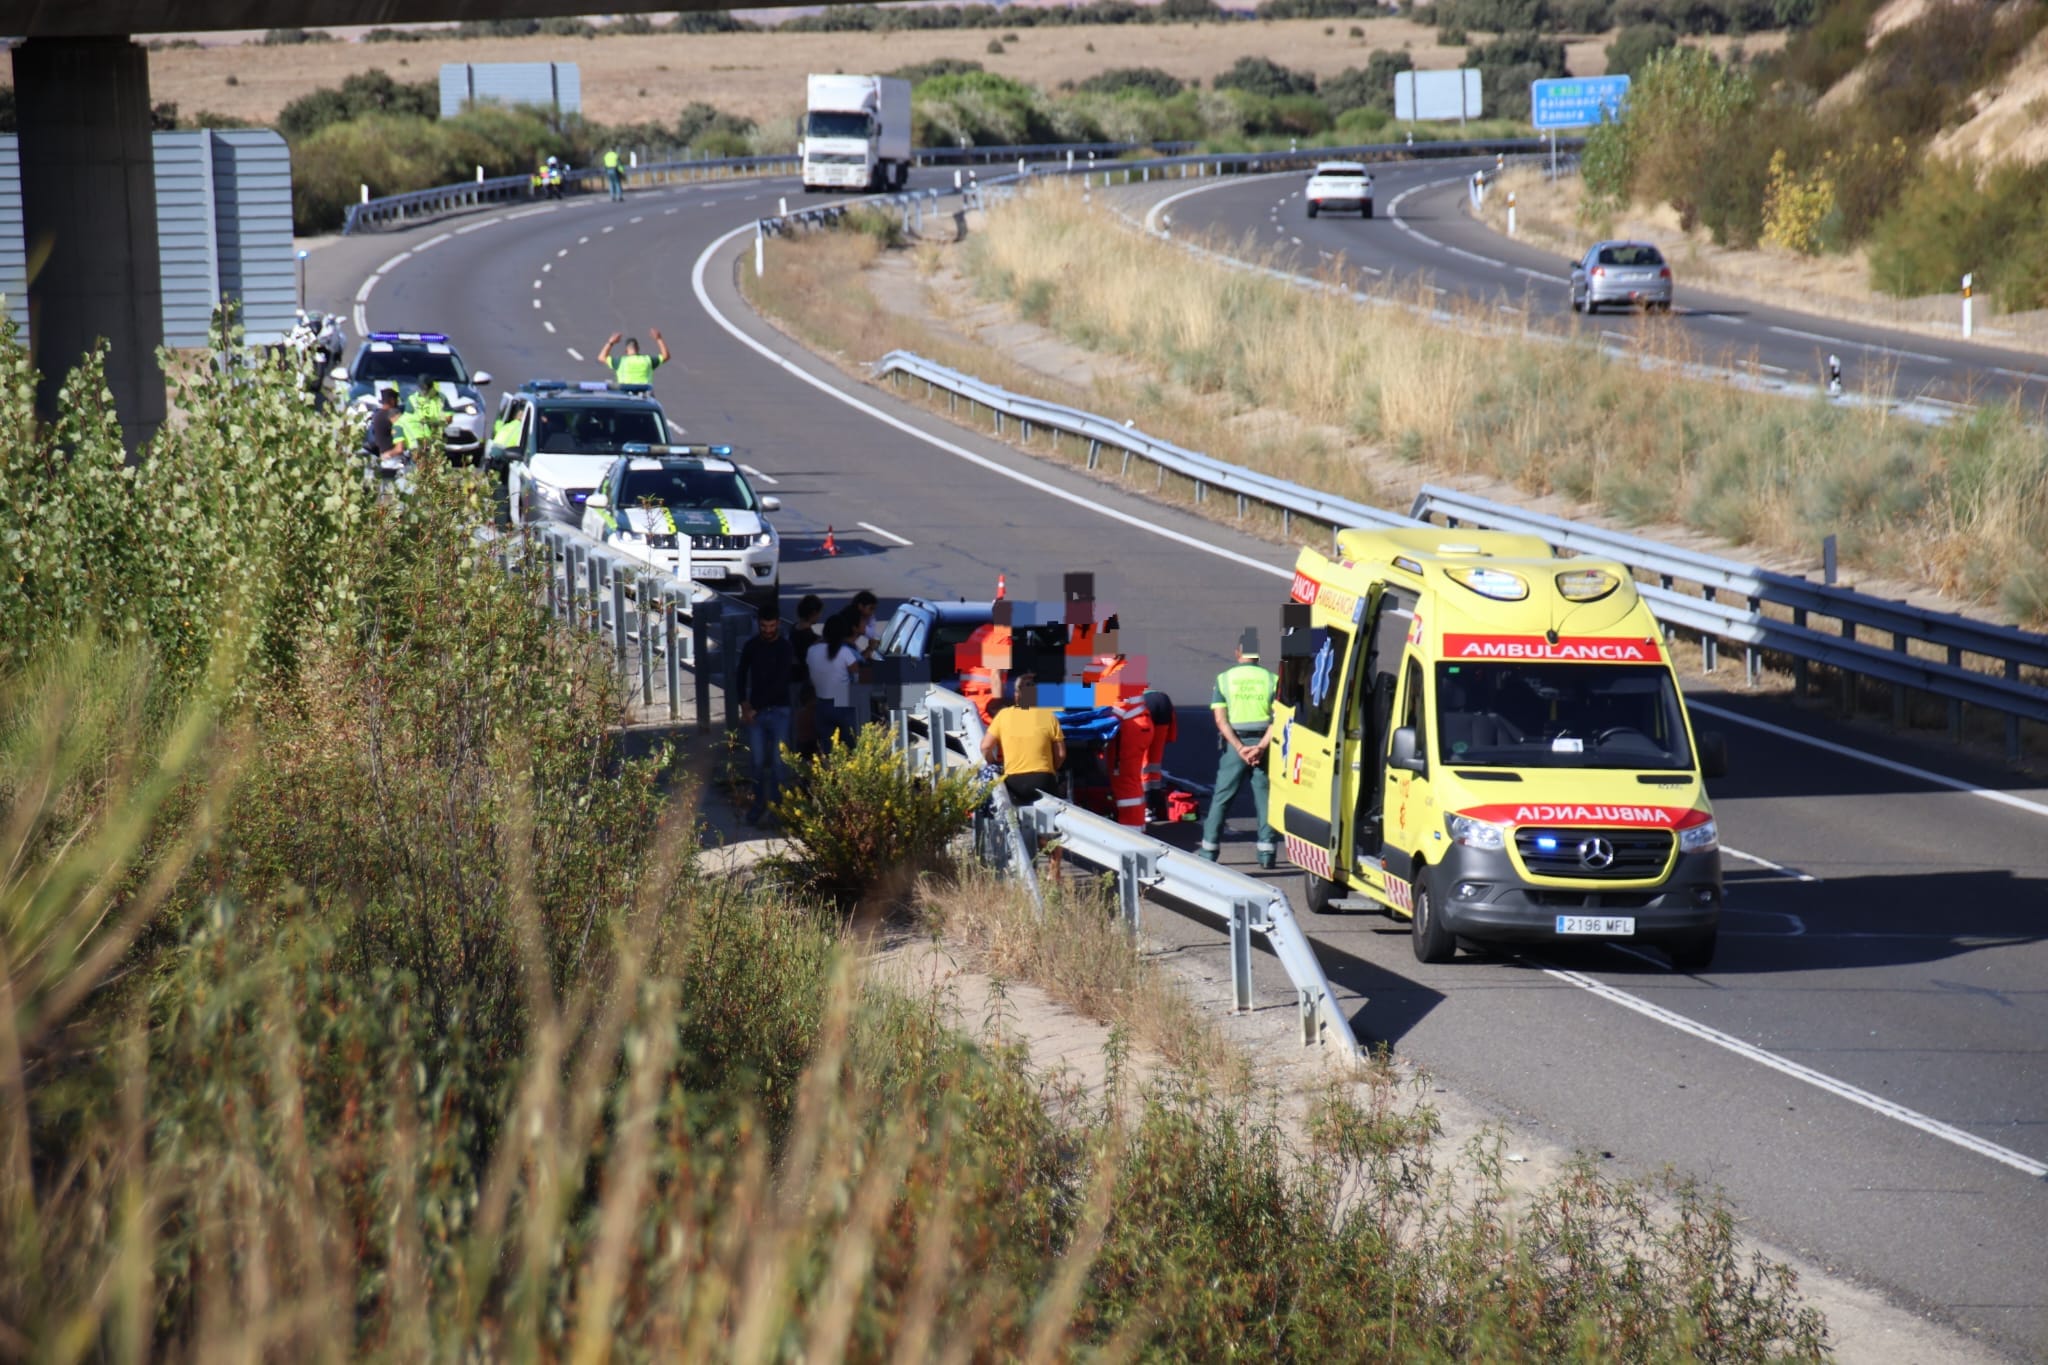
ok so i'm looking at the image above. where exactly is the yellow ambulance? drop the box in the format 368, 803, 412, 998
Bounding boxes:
1270, 528, 1728, 969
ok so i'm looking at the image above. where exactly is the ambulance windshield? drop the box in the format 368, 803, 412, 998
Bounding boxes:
1433, 662, 1693, 770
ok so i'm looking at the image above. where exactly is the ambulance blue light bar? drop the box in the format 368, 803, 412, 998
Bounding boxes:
368, 331, 449, 343
620, 442, 734, 457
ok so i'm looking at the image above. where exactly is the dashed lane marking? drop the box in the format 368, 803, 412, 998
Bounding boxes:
630, 215, 644, 224
454, 217, 502, 235
543, 321, 556, 334
557, 247, 569, 257
1446, 245, 1505, 268
1768, 324, 1949, 365
532, 299, 542, 309
416, 232, 452, 251
739, 463, 777, 484
533, 279, 543, 289
601, 225, 616, 234
565, 346, 584, 361
579, 235, 590, 244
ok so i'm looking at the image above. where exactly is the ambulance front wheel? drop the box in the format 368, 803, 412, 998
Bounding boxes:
1303, 870, 1344, 915
1411, 870, 1456, 964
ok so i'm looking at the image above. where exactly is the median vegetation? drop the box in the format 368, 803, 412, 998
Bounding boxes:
0, 317, 1836, 1356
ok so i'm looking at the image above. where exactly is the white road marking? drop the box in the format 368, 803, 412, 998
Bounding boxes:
1768, 324, 1948, 365
533, 279, 543, 289
1703, 313, 1742, 325
1689, 700, 2048, 823
542, 263, 552, 273
532, 299, 542, 309
693, 214, 2048, 1179
579, 235, 591, 244
857, 520, 913, 546
1545, 966, 2048, 1178
416, 232, 452, 251
602, 225, 616, 234
454, 217, 502, 235
1515, 266, 1567, 285
377, 250, 413, 274
504, 205, 556, 221
739, 462, 777, 484
543, 321, 556, 334
1291, 235, 1304, 245
1755, 363, 1789, 375
666, 207, 679, 215
1993, 366, 2042, 381
354, 275, 377, 303
667, 419, 690, 441
557, 248, 569, 257
565, 346, 584, 361
1447, 246, 1505, 268
630, 215, 644, 224
1496, 304, 1523, 315
1722, 845, 1820, 882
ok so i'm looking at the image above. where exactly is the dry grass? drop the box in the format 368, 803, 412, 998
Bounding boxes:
960, 182, 2048, 626
918, 867, 1249, 1086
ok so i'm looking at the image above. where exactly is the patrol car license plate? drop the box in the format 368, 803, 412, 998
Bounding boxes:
1556, 915, 1635, 936
691, 566, 723, 580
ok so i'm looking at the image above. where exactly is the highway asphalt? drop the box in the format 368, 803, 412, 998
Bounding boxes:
1150, 158, 2048, 414
308, 170, 2048, 1358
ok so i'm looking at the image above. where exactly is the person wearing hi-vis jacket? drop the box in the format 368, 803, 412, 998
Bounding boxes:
1199, 628, 1279, 868
597, 329, 669, 386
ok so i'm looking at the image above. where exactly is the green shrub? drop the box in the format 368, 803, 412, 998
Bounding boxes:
1077, 65, 1186, 98
1214, 55, 1319, 98
1606, 20, 1679, 74
888, 57, 985, 84
771, 724, 987, 911
277, 68, 437, 140
1472, 30, 1567, 121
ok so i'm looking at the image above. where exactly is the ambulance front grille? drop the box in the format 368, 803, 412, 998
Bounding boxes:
1515, 827, 1672, 880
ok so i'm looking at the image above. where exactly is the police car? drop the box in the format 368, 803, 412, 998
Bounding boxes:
332, 331, 493, 463
579, 445, 781, 605
500, 380, 673, 525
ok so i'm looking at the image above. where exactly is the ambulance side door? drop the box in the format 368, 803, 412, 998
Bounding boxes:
1380, 654, 1435, 917
1272, 601, 1366, 885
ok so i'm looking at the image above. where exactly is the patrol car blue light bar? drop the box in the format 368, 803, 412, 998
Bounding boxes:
368, 331, 449, 343
518, 380, 654, 395
620, 443, 734, 456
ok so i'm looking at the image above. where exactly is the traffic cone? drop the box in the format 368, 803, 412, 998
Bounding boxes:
822, 526, 837, 556
995, 571, 1006, 599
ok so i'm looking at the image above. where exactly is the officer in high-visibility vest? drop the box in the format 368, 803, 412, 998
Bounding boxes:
603, 147, 624, 202
1199, 629, 1279, 867
400, 386, 448, 454
597, 329, 670, 386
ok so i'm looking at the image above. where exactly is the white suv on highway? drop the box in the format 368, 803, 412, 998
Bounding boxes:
1306, 161, 1374, 220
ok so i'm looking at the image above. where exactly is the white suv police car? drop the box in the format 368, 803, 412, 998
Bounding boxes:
579, 444, 782, 606
332, 331, 492, 463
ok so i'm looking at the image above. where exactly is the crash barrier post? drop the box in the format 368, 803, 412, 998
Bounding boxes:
866, 353, 2048, 762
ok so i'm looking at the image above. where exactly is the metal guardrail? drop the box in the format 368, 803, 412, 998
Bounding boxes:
867, 351, 2048, 760
342, 139, 1218, 235
520, 520, 751, 730
898, 686, 1361, 1057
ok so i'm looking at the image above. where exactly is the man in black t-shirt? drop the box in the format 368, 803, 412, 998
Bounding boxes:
736, 609, 798, 826
364, 387, 407, 462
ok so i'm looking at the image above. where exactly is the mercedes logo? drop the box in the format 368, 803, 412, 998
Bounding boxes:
1577, 837, 1616, 870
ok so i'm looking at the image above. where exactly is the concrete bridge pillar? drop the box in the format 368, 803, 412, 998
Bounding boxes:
12, 36, 165, 451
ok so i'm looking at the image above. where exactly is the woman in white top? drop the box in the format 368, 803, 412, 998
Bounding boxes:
806, 616, 862, 748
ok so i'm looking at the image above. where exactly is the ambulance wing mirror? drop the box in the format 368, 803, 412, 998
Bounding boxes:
1697, 730, 1728, 781
1388, 726, 1426, 775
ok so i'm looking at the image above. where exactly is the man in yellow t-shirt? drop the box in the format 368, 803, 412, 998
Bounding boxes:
980, 676, 1065, 807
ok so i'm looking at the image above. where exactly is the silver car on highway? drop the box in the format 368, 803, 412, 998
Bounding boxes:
1570, 241, 1673, 314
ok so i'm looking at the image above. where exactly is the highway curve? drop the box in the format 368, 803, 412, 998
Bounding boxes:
1149, 158, 2048, 413
308, 170, 2048, 1358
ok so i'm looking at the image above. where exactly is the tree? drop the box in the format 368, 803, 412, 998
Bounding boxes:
1471, 31, 1567, 120
1077, 67, 1186, 98
1320, 53, 1414, 115
1213, 55, 1318, 97
1606, 21, 1679, 74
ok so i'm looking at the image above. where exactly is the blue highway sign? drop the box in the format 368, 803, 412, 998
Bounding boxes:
1530, 76, 1630, 130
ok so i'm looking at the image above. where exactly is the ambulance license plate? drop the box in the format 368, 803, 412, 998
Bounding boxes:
1556, 915, 1635, 936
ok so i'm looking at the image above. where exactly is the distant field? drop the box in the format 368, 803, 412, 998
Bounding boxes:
110, 20, 1693, 129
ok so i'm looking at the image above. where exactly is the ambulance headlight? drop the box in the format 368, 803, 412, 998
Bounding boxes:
1446, 814, 1507, 850
1679, 819, 1719, 854
1556, 568, 1620, 603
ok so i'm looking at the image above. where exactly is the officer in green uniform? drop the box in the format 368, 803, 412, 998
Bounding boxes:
603, 147, 624, 202
400, 386, 448, 455
597, 329, 669, 386
1200, 628, 1279, 867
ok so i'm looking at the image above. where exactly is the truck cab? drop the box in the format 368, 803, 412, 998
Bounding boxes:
1270, 529, 1727, 969
800, 73, 912, 193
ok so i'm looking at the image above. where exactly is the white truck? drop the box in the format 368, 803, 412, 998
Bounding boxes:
800, 74, 913, 193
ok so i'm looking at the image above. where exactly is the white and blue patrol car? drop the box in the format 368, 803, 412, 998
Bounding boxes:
333, 331, 493, 464
579, 444, 782, 606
